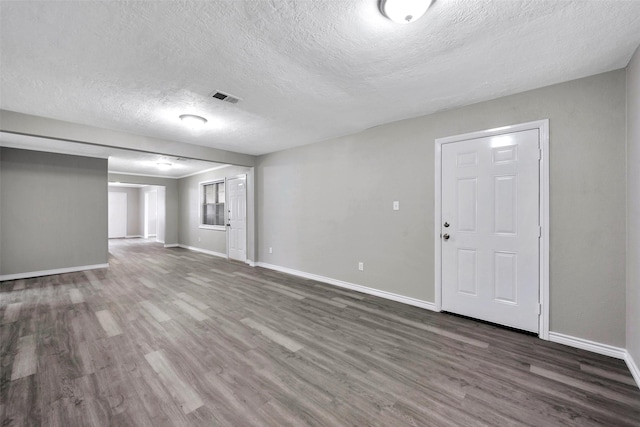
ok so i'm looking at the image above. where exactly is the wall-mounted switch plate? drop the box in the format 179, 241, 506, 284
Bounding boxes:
269, 247, 273, 254
393, 201, 400, 211
358, 262, 364, 271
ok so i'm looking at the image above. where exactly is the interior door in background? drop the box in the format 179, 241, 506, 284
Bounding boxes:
227, 175, 247, 262
108, 192, 127, 239
441, 129, 540, 332
144, 190, 157, 238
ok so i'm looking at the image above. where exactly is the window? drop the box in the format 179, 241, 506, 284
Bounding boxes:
200, 180, 225, 229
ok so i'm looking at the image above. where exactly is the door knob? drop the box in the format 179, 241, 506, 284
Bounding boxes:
442, 233, 450, 241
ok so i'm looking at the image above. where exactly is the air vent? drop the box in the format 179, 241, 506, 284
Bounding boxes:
210, 90, 241, 104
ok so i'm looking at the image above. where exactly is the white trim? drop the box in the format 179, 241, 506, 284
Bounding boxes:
108, 182, 147, 188
143, 190, 159, 239
434, 137, 443, 312
548, 332, 626, 359
108, 170, 177, 179
144, 191, 149, 238
176, 164, 232, 179
178, 244, 227, 259
434, 119, 550, 339
199, 225, 226, 231
125, 235, 144, 239
624, 352, 640, 389
549, 332, 640, 388
539, 119, 550, 340
110, 164, 233, 180
247, 260, 256, 267
0, 263, 109, 282
256, 262, 437, 311
164, 243, 179, 248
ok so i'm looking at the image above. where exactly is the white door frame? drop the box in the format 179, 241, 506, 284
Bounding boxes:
434, 119, 550, 339
144, 190, 158, 239
144, 192, 149, 238
226, 174, 248, 263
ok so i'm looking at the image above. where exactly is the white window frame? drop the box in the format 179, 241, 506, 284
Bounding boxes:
199, 179, 226, 230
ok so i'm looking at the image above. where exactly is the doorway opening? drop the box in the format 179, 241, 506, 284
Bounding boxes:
107, 183, 166, 245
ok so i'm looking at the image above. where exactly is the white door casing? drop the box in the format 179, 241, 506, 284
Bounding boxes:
227, 175, 247, 262
108, 192, 127, 239
144, 190, 157, 238
144, 193, 149, 238
435, 120, 550, 337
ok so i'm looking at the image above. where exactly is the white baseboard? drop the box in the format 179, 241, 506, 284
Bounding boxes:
548, 332, 626, 359
625, 351, 640, 389
126, 235, 143, 239
178, 244, 227, 259
0, 263, 109, 282
156, 239, 165, 244
255, 262, 437, 311
164, 243, 179, 248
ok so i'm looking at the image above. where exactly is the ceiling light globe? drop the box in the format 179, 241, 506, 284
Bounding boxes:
380, 0, 433, 24
179, 114, 208, 128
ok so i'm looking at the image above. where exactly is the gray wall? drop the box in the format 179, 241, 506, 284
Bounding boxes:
108, 174, 178, 246
178, 166, 251, 255
627, 46, 640, 372
108, 186, 141, 237
257, 69, 627, 347
0, 148, 108, 276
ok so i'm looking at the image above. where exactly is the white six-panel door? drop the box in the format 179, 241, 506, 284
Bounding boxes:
227, 175, 247, 262
441, 129, 540, 332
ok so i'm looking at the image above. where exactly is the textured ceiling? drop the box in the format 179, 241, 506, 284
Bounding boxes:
0, 133, 227, 179
1, 0, 639, 156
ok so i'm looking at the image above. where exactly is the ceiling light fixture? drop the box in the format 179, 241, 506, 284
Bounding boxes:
157, 162, 172, 170
179, 114, 208, 128
379, 0, 433, 24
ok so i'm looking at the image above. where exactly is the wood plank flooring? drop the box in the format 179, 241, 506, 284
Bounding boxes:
1, 238, 639, 426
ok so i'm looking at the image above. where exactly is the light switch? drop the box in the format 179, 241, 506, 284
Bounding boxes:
393, 201, 400, 211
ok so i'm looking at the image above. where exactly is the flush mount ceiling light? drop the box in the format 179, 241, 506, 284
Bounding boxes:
179, 114, 207, 128
157, 162, 172, 170
379, 0, 434, 24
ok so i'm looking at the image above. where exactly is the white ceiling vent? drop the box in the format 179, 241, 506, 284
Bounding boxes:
210, 90, 241, 104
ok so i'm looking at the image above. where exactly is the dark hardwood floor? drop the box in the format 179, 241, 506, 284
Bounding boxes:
1, 239, 639, 426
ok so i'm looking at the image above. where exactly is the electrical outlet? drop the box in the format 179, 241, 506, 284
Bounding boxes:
393, 201, 400, 211
269, 247, 273, 254
358, 262, 364, 271
198, 237, 201, 242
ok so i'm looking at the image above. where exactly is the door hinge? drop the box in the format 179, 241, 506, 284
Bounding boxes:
538, 149, 542, 160
538, 226, 542, 238
537, 304, 541, 315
